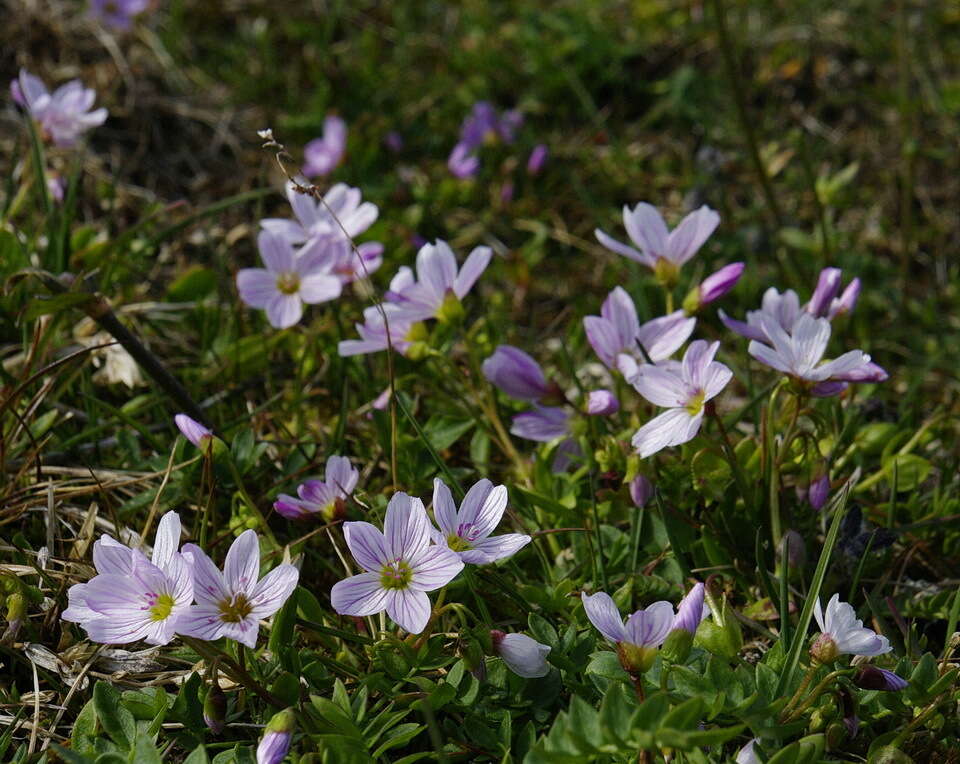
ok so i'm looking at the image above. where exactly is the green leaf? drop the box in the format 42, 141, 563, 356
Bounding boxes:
422, 414, 474, 451
882, 454, 931, 492
268, 587, 300, 671
169, 673, 205, 733
51, 745, 95, 764
94, 681, 136, 751
23, 292, 92, 320
167, 265, 217, 301
183, 746, 210, 764
129, 734, 163, 764
72, 698, 99, 754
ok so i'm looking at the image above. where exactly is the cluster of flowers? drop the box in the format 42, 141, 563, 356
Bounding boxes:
62, 510, 298, 649
236, 182, 383, 328
481, 202, 888, 467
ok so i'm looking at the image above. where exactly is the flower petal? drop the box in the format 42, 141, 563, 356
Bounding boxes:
431, 478, 459, 536
151, 511, 181, 571
257, 230, 296, 272
249, 564, 299, 619
385, 588, 432, 634
384, 493, 430, 560
330, 572, 389, 616
223, 529, 260, 597
408, 545, 464, 590
236, 269, 278, 309
453, 245, 492, 298
581, 591, 626, 643
462, 533, 531, 564
343, 521, 388, 572
265, 293, 303, 329
632, 408, 703, 458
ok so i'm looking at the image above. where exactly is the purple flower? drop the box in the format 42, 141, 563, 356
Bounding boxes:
853, 665, 908, 691
491, 631, 551, 678
62, 512, 192, 645
11, 69, 107, 148
47, 173, 65, 203
384, 131, 403, 153
510, 405, 570, 442
203, 684, 227, 735
63, 512, 181, 628
809, 473, 830, 511
303, 116, 347, 177
736, 739, 761, 764
259, 182, 381, 284
448, 143, 480, 178
430, 478, 531, 564
178, 530, 299, 649
630, 340, 733, 458
527, 144, 549, 175
459, 101, 521, 147
274, 455, 359, 521
338, 304, 422, 357
388, 240, 492, 322
331, 492, 464, 633
806, 268, 861, 319
582, 591, 676, 673
594, 203, 720, 279
629, 476, 654, 507
257, 708, 295, 764
174, 413, 214, 450
236, 231, 343, 329
720, 286, 802, 343
810, 594, 891, 663
671, 582, 707, 635
748, 314, 879, 393
807, 268, 843, 318
89, 0, 150, 29
584, 287, 695, 372
482, 345, 553, 403
684, 262, 744, 313
586, 389, 619, 416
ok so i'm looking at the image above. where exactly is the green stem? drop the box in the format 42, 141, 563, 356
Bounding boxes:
782, 668, 852, 723
181, 636, 284, 708
225, 455, 278, 546
778, 663, 819, 719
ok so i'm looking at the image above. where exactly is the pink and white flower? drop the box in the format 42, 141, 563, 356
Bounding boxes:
178, 530, 299, 649
236, 231, 342, 329
274, 455, 359, 521
11, 69, 107, 148
630, 340, 733, 458
811, 594, 891, 662
303, 115, 347, 177
430, 478, 530, 564
330, 492, 464, 633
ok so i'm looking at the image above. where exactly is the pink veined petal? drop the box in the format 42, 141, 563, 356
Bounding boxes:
298, 479, 337, 508
82, 572, 154, 616
813, 350, 870, 382
166, 553, 194, 606
384, 493, 431, 560
257, 230, 296, 273
61, 584, 97, 624
265, 293, 303, 329
343, 521, 389, 572
456, 479, 502, 538
631, 366, 688, 408
175, 605, 226, 641
748, 339, 793, 375
181, 544, 228, 605
497, 633, 551, 678
625, 601, 675, 647
581, 591, 627, 644
701, 362, 734, 402
92, 537, 133, 575
791, 314, 831, 373
330, 572, 389, 616
415, 241, 457, 298
638, 312, 696, 363
408, 545, 464, 590
260, 218, 307, 244
236, 269, 278, 309
385, 588, 432, 634
759, 316, 798, 369
601, 287, 641, 348
594, 228, 650, 265
632, 408, 702, 458
681, 340, 719, 388
623, 202, 669, 260
151, 511, 181, 571
431, 478, 459, 536
453, 246, 492, 298
223, 529, 261, 597
584, 316, 621, 368
274, 496, 313, 519
813, 597, 826, 633
84, 614, 153, 644
462, 533, 531, 564
326, 455, 358, 495
666, 205, 720, 265
285, 181, 321, 231
298, 273, 342, 304
343, 202, 379, 237
219, 617, 261, 649
249, 564, 299, 619
718, 309, 768, 342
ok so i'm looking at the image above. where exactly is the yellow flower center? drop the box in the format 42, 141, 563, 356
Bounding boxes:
148, 593, 176, 622
653, 257, 679, 288
446, 534, 471, 552
276, 272, 301, 295
685, 390, 706, 416
218, 593, 253, 623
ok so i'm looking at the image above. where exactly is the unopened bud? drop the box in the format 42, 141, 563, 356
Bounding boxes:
203, 684, 227, 735
257, 708, 295, 764
853, 665, 908, 691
